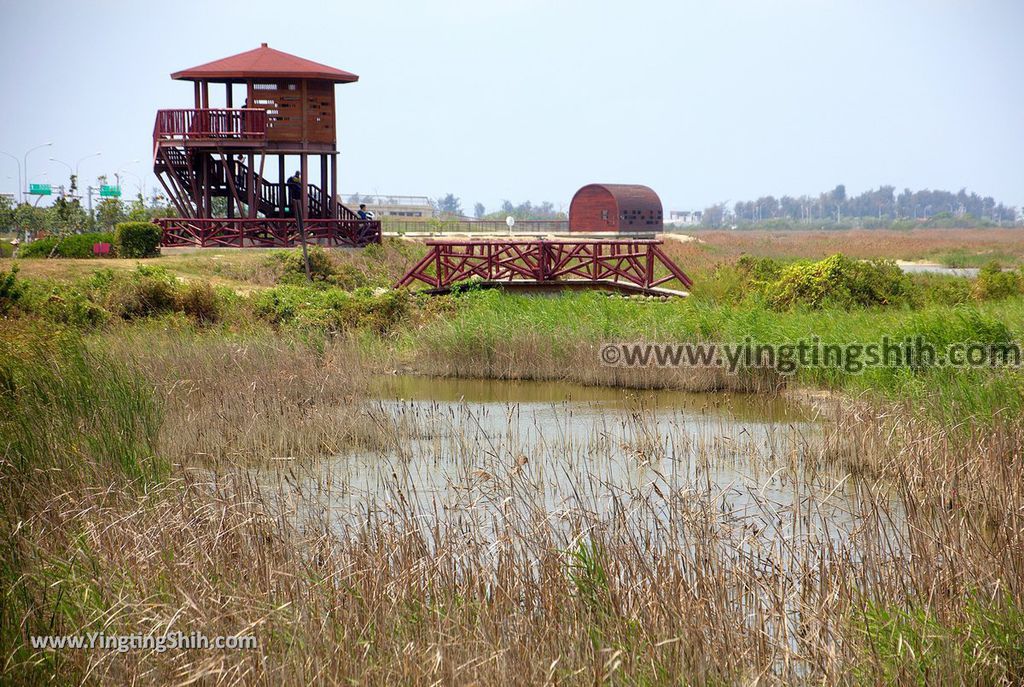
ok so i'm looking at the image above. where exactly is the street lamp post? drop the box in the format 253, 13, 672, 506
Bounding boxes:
115, 160, 140, 192
0, 151, 21, 203
23, 142, 53, 204
50, 157, 73, 193
50, 152, 101, 197
76, 152, 101, 182
119, 170, 144, 199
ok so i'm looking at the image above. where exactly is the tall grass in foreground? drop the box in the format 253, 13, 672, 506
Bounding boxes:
0, 324, 167, 683
1, 329, 1022, 684
0, 322, 165, 483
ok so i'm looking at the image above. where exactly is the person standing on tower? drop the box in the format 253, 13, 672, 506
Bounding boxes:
286, 170, 303, 216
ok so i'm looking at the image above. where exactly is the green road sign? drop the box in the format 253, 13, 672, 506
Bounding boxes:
100, 185, 121, 198
29, 184, 52, 196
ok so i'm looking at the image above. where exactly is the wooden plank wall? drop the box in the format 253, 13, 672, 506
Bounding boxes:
306, 81, 335, 144
247, 79, 335, 145
568, 187, 618, 232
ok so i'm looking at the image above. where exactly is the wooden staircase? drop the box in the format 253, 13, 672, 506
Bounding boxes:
154, 148, 357, 220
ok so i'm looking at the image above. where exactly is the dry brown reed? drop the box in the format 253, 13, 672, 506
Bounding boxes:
410, 333, 786, 395
98, 329, 390, 464
682, 228, 1024, 266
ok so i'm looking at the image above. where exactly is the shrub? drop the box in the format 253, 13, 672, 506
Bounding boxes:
37, 284, 110, 328
103, 266, 179, 319
0, 264, 25, 315
252, 285, 412, 334
342, 288, 412, 335
765, 254, 915, 310
18, 232, 115, 259
113, 222, 162, 258
177, 281, 221, 324
0, 240, 12, 258
736, 255, 783, 282
915, 274, 973, 306
268, 246, 337, 285
331, 262, 369, 290
974, 262, 1020, 301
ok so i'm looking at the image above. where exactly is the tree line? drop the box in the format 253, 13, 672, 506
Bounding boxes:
702, 185, 1018, 228
430, 194, 566, 220
0, 194, 168, 237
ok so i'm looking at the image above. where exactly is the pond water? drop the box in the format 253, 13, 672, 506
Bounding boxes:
898, 262, 979, 277
274, 375, 897, 550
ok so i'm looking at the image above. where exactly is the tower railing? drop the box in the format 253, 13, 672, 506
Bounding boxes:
153, 109, 268, 146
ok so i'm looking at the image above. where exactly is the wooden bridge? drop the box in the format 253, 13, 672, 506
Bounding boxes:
396, 239, 693, 297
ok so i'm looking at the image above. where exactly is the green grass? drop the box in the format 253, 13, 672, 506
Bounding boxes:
930, 248, 1020, 268
0, 325, 168, 683
2, 275, 1022, 683
0, 324, 166, 484
407, 289, 1024, 420
855, 595, 1024, 685
5, 251, 1024, 422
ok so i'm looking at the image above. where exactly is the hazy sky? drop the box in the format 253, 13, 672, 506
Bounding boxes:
1, 0, 1022, 213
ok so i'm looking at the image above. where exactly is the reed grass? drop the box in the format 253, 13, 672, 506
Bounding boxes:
682, 228, 1024, 267
2, 327, 1022, 685
96, 328, 393, 464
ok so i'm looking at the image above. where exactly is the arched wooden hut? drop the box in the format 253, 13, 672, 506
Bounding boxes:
568, 184, 663, 233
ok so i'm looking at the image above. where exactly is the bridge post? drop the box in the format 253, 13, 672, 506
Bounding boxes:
538, 239, 548, 282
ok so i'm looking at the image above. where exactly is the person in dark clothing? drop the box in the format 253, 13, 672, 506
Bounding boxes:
357, 203, 369, 220
286, 170, 302, 215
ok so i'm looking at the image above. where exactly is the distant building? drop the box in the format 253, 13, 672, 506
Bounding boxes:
666, 210, 702, 226
345, 194, 433, 219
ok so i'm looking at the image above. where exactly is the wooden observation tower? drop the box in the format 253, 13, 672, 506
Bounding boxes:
153, 43, 380, 248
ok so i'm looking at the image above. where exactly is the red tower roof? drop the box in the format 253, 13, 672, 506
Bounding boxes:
171, 43, 359, 83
